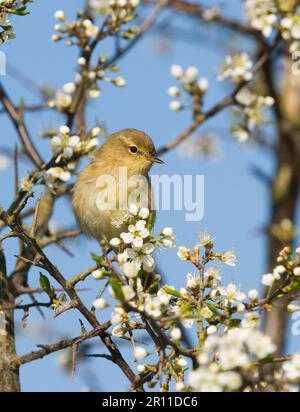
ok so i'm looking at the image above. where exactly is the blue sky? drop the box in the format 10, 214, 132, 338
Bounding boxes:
0, 0, 299, 391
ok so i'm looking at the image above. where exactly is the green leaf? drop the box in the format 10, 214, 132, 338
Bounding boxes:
181, 303, 193, 313
147, 211, 155, 230
254, 354, 273, 366
9, 8, 30, 16
206, 303, 221, 316
39, 273, 56, 300
39, 273, 51, 294
90, 252, 105, 265
163, 286, 181, 298
290, 279, 300, 290
109, 278, 124, 302
146, 278, 161, 294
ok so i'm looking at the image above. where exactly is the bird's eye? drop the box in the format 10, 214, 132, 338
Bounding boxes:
129, 146, 138, 154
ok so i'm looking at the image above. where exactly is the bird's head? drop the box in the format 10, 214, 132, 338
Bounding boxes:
95, 128, 164, 174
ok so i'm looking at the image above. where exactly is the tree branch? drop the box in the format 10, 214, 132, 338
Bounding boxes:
0, 82, 43, 168
13, 323, 111, 366
157, 36, 281, 156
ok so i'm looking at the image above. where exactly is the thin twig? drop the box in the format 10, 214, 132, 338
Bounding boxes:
0, 82, 43, 167
157, 36, 281, 156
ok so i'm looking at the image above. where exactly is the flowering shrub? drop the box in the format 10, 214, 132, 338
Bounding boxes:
0, 0, 33, 44
67, 208, 300, 391
168, 64, 209, 118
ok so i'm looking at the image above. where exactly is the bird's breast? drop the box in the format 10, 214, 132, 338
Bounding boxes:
72, 164, 154, 242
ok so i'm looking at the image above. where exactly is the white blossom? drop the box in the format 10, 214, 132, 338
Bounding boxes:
245, 0, 277, 37
88, 88, 101, 99
219, 347, 250, 370
177, 358, 187, 367
232, 88, 274, 142
51, 127, 80, 159
120, 220, 149, 248
112, 325, 125, 337
204, 267, 221, 285
47, 167, 71, 182
293, 267, 300, 277
170, 64, 184, 79
170, 327, 182, 340
137, 364, 146, 373
246, 330, 276, 358
49, 91, 72, 111
157, 289, 171, 305
122, 261, 139, 278
77, 57, 87, 66
241, 312, 260, 328
161, 227, 176, 248
197, 77, 209, 92
236, 303, 246, 313
134, 346, 148, 361
144, 296, 162, 318
168, 86, 180, 97
121, 285, 135, 301
280, 15, 300, 41
186, 273, 198, 289
169, 100, 182, 111
200, 306, 214, 319
219, 282, 246, 304
62, 82, 76, 94
248, 289, 259, 301
177, 246, 190, 261
232, 126, 250, 143
92, 269, 104, 279
273, 265, 286, 279
91, 126, 101, 137
218, 53, 253, 83
221, 250, 237, 266
283, 353, 300, 380
83, 19, 99, 38
261, 273, 275, 286
111, 307, 126, 324
110, 237, 121, 247
207, 325, 217, 335
86, 138, 99, 151
287, 302, 300, 313
124, 242, 155, 273
130, 0, 140, 7
162, 227, 173, 237
129, 204, 138, 216
111, 76, 127, 87
184, 66, 198, 82
175, 381, 185, 391
199, 229, 213, 246
54, 10, 65, 21
93, 298, 108, 309
138, 207, 150, 219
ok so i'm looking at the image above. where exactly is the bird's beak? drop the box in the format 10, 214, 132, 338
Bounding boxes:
151, 156, 164, 164
146, 154, 164, 164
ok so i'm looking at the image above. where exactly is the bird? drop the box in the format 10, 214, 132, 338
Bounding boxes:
72, 128, 163, 244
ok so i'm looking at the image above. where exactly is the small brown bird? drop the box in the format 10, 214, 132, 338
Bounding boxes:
72, 128, 163, 243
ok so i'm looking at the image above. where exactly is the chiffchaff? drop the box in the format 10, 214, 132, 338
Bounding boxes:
72, 128, 163, 242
